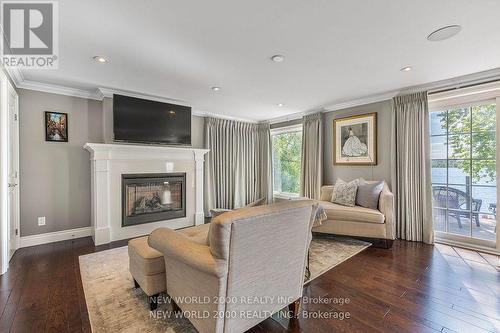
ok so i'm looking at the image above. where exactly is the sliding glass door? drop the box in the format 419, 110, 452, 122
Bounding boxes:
430, 101, 497, 245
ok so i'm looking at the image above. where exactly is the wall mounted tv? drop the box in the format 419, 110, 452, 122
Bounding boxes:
113, 94, 191, 145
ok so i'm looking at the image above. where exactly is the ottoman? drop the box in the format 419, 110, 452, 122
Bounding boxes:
128, 223, 211, 310
128, 236, 166, 310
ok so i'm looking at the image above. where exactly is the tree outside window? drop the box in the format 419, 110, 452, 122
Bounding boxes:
272, 127, 302, 195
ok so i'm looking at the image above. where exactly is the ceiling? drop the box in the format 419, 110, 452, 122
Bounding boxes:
18, 0, 500, 121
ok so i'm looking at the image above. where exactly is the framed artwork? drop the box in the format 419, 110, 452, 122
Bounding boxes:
333, 112, 377, 165
45, 111, 68, 142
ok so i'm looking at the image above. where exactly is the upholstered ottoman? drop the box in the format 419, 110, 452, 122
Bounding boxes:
128, 236, 166, 310
128, 223, 210, 310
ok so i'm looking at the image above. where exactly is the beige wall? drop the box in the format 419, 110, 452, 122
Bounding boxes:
19, 90, 205, 236
19, 89, 104, 236
323, 100, 392, 188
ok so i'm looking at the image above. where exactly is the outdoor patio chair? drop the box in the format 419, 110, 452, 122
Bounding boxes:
432, 186, 482, 228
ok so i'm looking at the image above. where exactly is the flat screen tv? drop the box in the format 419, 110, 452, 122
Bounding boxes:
113, 94, 191, 145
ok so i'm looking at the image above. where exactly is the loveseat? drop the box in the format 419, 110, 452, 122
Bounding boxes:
312, 182, 395, 248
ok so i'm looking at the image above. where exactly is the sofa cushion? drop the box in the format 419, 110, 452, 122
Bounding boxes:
356, 179, 384, 209
331, 178, 359, 207
319, 201, 385, 224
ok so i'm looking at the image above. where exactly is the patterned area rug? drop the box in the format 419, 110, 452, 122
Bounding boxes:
79, 235, 370, 333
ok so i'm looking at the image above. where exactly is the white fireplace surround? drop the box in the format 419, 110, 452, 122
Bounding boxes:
84, 143, 209, 245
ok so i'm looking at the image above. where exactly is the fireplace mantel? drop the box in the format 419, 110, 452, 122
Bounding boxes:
84, 143, 209, 161
84, 143, 209, 245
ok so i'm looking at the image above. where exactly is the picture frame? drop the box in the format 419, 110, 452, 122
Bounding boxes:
333, 112, 377, 165
45, 111, 68, 142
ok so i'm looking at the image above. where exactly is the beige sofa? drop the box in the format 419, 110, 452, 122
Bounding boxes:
313, 182, 395, 248
149, 200, 317, 333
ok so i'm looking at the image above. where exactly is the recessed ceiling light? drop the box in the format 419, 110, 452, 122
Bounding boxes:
93, 56, 107, 63
400, 66, 412, 72
211, 86, 221, 91
271, 55, 285, 62
427, 25, 462, 42
277, 103, 284, 107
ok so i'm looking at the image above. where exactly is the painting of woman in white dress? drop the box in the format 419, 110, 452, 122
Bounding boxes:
342, 127, 368, 157
334, 113, 377, 165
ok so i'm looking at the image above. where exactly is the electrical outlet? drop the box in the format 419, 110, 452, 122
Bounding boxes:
38, 216, 46, 226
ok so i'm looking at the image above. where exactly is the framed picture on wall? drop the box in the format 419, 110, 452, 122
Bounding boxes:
45, 111, 68, 142
333, 112, 377, 165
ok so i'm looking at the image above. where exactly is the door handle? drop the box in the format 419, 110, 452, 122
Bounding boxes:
8, 183, 17, 187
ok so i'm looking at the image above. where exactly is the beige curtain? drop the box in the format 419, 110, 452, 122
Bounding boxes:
204, 117, 272, 214
300, 113, 323, 199
391, 92, 433, 244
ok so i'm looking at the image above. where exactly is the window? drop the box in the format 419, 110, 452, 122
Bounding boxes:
271, 125, 302, 196
430, 102, 497, 242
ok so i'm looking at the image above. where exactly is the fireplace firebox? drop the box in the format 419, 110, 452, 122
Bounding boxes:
122, 173, 186, 227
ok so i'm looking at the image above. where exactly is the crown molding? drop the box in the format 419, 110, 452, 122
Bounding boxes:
16, 80, 102, 100
192, 110, 258, 123
322, 90, 400, 112
97, 87, 187, 105
267, 90, 399, 124
96, 87, 257, 122
5, 67, 500, 124
5, 66, 24, 85
267, 67, 500, 124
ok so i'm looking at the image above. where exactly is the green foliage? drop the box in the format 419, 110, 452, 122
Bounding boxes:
272, 131, 302, 194
436, 104, 496, 183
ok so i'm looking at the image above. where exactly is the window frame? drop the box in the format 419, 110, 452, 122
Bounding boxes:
429, 89, 499, 254
270, 124, 303, 198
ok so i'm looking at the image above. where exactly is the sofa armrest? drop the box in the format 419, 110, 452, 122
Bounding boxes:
320, 185, 334, 202
148, 228, 227, 278
379, 186, 395, 240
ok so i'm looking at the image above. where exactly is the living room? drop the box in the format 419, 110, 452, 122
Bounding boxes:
0, 1, 499, 333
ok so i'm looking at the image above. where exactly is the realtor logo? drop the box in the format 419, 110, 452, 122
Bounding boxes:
1, 1, 58, 68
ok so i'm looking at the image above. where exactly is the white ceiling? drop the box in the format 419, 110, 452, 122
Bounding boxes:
19, 0, 500, 121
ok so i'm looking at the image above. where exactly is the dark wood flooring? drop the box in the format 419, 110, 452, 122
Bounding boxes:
0, 238, 498, 333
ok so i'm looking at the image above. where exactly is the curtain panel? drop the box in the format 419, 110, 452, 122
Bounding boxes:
391, 92, 434, 244
204, 117, 272, 214
300, 113, 324, 199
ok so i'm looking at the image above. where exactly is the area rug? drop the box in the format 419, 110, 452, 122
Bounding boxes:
79, 235, 370, 333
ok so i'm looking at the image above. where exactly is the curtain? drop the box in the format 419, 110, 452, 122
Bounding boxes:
391, 92, 434, 244
300, 113, 324, 199
204, 117, 273, 214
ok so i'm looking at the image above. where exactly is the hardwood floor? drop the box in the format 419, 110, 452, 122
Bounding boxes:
0, 238, 498, 333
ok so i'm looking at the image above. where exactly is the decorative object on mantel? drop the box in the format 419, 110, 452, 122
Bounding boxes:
333, 112, 377, 165
45, 111, 68, 142
78, 236, 369, 333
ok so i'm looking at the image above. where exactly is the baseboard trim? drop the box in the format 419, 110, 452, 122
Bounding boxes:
20, 227, 92, 248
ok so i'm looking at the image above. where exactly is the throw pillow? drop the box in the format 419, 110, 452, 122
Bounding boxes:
356, 178, 384, 209
331, 178, 359, 207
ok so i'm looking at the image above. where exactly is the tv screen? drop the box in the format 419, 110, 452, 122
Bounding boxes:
113, 94, 191, 145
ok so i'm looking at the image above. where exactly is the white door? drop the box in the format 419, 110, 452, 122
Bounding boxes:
6, 84, 19, 259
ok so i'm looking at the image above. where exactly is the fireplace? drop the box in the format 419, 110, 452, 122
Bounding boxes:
122, 173, 186, 227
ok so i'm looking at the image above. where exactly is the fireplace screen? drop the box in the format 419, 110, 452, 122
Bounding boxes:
122, 173, 186, 227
